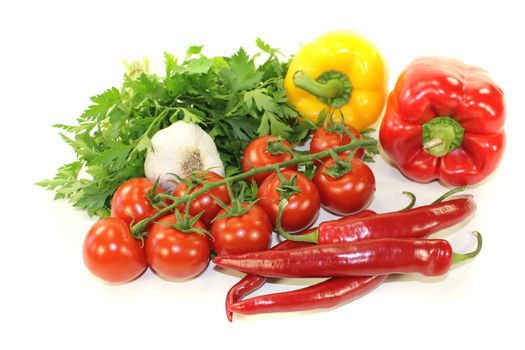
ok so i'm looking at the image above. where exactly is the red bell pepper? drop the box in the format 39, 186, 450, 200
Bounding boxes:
379, 57, 506, 186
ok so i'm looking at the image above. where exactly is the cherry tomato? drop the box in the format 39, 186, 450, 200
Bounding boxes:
111, 178, 164, 226
313, 156, 375, 216
310, 126, 364, 164
257, 170, 320, 233
146, 214, 210, 281
172, 171, 230, 226
83, 217, 148, 284
242, 135, 297, 185
210, 203, 272, 256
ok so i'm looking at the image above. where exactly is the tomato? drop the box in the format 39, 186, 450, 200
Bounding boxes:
172, 171, 230, 226
310, 126, 364, 164
82, 217, 148, 284
210, 204, 272, 256
242, 135, 297, 185
146, 214, 211, 281
257, 170, 320, 233
313, 156, 375, 216
111, 178, 163, 226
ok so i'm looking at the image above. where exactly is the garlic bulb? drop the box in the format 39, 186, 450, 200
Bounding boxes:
144, 121, 225, 191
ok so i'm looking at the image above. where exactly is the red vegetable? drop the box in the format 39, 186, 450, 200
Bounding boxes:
211, 203, 273, 256
225, 210, 376, 321
83, 217, 148, 284
228, 275, 386, 316
225, 238, 310, 321
213, 233, 482, 278
257, 169, 320, 233
310, 125, 364, 164
146, 214, 211, 281
241, 136, 297, 185
172, 171, 231, 226
281, 196, 476, 244
313, 156, 375, 215
379, 57, 506, 186
111, 178, 163, 227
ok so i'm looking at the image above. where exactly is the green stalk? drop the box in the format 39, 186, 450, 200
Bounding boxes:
131, 137, 377, 236
452, 231, 483, 264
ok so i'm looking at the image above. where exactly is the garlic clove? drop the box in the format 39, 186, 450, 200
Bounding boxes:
144, 121, 225, 191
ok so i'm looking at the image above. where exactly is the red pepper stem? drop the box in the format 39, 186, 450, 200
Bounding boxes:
452, 231, 483, 265
423, 138, 443, 149
275, 200, 318, 243
422, 116, 465, 157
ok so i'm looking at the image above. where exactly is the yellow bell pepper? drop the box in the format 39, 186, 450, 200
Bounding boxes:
284, 31, 388, 131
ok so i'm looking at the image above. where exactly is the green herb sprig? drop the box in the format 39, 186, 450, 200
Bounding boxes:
37, 39, 315, 217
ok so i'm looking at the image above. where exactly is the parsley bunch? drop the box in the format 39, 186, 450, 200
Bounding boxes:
38, 39, 314, 217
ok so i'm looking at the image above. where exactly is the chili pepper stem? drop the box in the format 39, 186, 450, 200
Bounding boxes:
452, 231, 483, 265
130, 137, 377, 237
401, 191, 417, 210
432, 186, 470, 204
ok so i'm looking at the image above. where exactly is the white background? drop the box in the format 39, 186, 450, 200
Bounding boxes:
1, 0, 524, 349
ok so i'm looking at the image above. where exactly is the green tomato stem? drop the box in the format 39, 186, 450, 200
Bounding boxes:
275, 200, 318, 244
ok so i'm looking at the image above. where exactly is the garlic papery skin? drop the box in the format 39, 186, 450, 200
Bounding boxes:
144, 121, 225, 191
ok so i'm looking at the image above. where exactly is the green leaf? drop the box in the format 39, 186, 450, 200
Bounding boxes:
226, 117, 259, 141
256, 110, 270, 136
186, 45, 204, 58
243, 89, 277, 112
80, 87, 121, 121
220, 48, 263, 92
255, 37, 281, 56
92, 141, 132, 168
267, 111, 292, 137
59, 133, 99, 161
165, 75, 189, 96
184, 57, 213, 74
135, 135, 152, 153
164, 52, 178, 77
181, 108, 206, 124
54, 122, 96, 134
39, 40, 312, 218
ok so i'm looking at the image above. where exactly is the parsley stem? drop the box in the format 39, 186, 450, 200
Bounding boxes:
128, 108, 170, 158
130, 137, 377, 236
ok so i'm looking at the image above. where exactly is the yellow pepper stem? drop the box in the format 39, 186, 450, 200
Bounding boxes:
293, 71, 343, 98
293, 70, 352, 108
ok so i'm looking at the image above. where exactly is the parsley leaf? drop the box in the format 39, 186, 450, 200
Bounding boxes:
220, 48, 263, 92
38, 40, 314, 217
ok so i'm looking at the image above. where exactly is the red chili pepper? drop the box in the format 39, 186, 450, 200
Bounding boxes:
228, 275, 387, 316
379, 57, 506, 186
213, 232, 482, 278
225, 210, 376, 321
225, 239, 310, 322
224, 192, 475, 319
279, 195, 476, 244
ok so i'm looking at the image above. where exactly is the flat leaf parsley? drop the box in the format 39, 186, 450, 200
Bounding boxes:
37, 39, 314, 217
